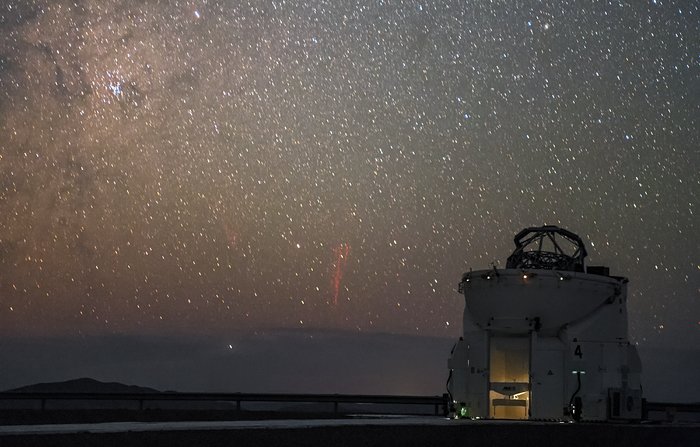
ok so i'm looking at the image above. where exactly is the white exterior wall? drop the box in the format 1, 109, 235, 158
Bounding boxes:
448, 269, 642, 421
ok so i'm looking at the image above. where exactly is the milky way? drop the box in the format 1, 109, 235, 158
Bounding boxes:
0, 1, 697, 346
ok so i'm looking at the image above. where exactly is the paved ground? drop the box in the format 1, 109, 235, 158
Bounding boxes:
0, 417, 698, 447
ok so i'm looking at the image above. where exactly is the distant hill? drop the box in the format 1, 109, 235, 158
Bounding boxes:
6, 377, 160, 394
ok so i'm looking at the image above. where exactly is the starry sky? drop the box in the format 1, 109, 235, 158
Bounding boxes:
0, 0, 697, 348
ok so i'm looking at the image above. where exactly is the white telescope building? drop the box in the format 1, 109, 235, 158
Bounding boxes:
448, 226, 642, 421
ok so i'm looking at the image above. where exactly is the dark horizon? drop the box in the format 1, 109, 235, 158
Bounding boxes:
1, 329, 698, 403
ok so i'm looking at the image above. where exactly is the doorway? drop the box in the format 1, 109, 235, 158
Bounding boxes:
489, 336, 530, 419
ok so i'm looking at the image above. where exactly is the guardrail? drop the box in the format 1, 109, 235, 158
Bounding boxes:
643, 401, 700, 421
1, 393, 695, 421
0, 392, 449, 415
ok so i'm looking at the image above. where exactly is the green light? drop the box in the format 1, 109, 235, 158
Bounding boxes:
459, 404, 470, 418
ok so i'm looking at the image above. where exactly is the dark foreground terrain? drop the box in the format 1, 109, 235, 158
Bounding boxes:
1, 418, 697, 447
1, 378, 697, 446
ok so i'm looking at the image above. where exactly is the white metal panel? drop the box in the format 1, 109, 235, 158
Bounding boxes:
463, 270, 621, 333
530, 348, 564, 419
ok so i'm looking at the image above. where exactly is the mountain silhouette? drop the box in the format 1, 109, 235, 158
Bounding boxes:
7, 377, 160, 394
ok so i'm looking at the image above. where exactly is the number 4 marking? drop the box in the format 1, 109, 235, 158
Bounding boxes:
574, 344, 583, 359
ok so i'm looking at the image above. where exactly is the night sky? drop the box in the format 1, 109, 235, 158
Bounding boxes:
0, 1, 697, 350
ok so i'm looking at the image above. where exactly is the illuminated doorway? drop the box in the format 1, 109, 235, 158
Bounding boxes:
489, 336, 530, 419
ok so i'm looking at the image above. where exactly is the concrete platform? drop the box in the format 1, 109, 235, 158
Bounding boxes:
0, 417, 697, 447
